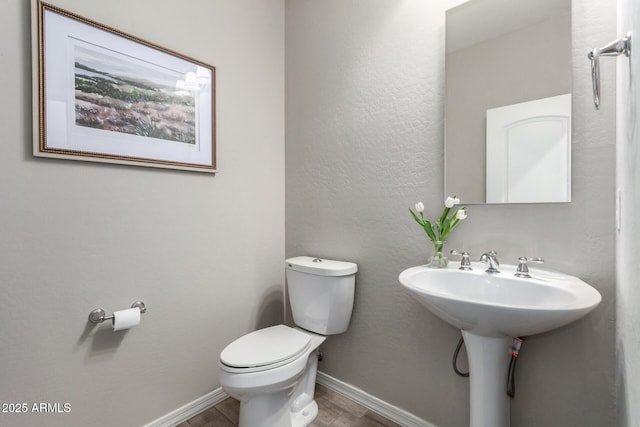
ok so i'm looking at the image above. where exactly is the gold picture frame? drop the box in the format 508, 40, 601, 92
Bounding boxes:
31, 1, 216, 173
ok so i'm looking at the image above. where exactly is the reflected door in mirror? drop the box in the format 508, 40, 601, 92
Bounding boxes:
486, 94, 571, 203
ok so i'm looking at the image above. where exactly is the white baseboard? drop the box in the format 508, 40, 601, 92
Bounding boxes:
316, 371, 437, 427
143, 387, 229, 427
145, 373, 434, 427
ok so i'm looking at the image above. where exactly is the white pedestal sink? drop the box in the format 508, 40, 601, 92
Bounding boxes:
399, 262, 601, 427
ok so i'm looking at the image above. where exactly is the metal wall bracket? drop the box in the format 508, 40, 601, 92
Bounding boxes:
588, 33, 632, 109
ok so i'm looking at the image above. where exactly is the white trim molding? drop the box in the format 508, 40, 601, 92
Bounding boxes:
145, 374, 435, 427
143, 387, 229, 427
316, 371, 437, 427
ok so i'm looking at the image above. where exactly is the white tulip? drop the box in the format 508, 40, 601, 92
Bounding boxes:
445, 196, 460, 208
456, 209, 467, 220
415, 202, 425, 213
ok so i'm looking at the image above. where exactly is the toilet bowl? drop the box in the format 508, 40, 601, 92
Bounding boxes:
219, 325, 326, 427
219, 256, 357, 427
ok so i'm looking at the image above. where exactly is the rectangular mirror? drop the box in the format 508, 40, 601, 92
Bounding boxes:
444, 0, 572, 204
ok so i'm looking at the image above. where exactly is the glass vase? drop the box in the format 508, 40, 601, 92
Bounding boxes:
427, 240, 448, 268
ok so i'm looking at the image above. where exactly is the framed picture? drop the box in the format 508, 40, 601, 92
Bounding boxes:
31, 1, 216, 173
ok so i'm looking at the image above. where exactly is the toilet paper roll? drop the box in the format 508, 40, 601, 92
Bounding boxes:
112, 308, 141, 331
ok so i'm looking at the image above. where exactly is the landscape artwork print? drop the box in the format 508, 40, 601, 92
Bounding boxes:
34, 1, 216, 172
74, 44, 197, 145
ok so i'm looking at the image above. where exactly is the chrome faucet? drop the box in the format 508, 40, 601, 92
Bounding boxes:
479, 251, 500, 273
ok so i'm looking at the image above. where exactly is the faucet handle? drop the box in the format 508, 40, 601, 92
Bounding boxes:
515, 257, 544, 278
450, 250, 472, 270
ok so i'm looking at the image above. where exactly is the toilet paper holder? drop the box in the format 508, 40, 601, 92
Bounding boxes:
88, 301, 147, 324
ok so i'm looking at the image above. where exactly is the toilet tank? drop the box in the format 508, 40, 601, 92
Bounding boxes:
285, 256, 357, 335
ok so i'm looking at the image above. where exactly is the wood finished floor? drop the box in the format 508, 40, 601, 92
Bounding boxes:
177, 384, 402, 427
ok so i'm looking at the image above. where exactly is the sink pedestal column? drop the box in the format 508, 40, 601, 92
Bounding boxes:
462, 331, 511, 427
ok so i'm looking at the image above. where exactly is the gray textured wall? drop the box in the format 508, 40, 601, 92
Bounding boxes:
285, 0, 617, 426
0, 1, 284, 426
616, 0, 640, 425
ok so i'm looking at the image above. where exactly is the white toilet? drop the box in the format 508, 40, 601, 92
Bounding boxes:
219, 256, 357, 427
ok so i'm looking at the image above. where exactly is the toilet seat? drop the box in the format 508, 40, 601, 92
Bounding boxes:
220, 325, 311, 373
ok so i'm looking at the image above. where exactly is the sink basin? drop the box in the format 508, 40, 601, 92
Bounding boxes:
399, 262, 601, 337
399, 262, 601, 427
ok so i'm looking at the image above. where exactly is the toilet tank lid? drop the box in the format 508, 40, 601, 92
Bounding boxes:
286, 256, 357, 276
